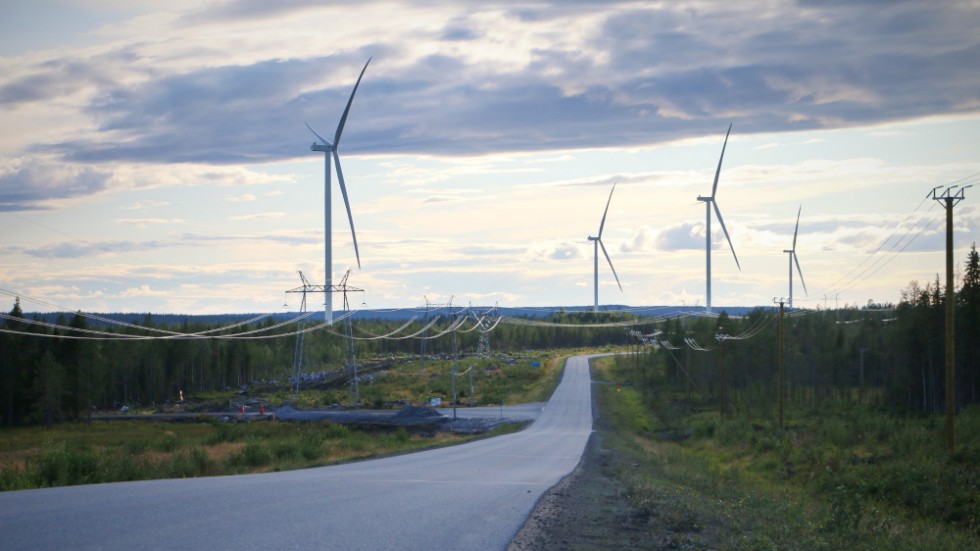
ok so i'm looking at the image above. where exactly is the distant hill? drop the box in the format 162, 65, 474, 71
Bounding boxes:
24, 305, 767, 326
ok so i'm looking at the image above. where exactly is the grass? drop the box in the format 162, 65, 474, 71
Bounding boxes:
209, 352, 561, 410
0, 352, 565, 491
592, 355, 980, 550
0, 420, 487, 490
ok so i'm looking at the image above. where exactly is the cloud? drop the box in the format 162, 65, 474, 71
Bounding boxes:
0, 160, 111, 211
119, 200, 171, 210
22, 240, 165, 259
655, 222, 705, 251
620, 226, 657, 253
115, 217, 184, 226
179, 232, 318, 245
119, 284, 169, 298
13, 231, 318, 261
5, 0, 973, 170
227, 211, 285, 221
226, 193, 256, 202
524, 240, 585, 262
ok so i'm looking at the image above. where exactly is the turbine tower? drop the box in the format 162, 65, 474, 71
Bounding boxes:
696, 124, 740, 312
784, 205, 807, 308
588, 183, 622, 312
305, 58, 370, 324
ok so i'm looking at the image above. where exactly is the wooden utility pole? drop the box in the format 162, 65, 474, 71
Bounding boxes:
932, 185, 970, 453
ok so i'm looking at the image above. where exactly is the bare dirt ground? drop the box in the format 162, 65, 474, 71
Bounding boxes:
508, 398, 722, 550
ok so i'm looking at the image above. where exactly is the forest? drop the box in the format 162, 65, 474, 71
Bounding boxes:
1, 244, 978, 429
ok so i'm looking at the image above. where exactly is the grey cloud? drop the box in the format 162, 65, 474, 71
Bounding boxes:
0, 59, 106, 106
178, 232, 318, 245
440, 19, 482, 41
17, 232, 317, 260
455, 245, 523, 257
23, 240, 164, 259
179, 0, 323, 25
656, 222, 703, 251
620, 226, 655, 253
0, 163, 110, 211
548, 243, 582, 261
22, 1, 980, 167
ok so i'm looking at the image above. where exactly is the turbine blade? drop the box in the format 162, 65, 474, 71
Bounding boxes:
333, 151, 361, 269
713, 201, 741, 271
711, 123, 733, 197
334, 58, 372, 148
304, 122, 332, 147
599, 240, 623, 292
792, 204, 802, 250
794, 253, 808, 296
597, 183, 616, 238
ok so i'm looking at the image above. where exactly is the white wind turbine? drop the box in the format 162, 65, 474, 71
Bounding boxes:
784, 205, 807, 308
696, 124, 740, 312
305, 58, 370, 324
588, 183, 622, 312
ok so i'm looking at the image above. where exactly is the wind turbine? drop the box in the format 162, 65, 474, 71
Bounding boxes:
305, 58, 370, 324
696, 124, 740, 312
784, 205, 807, 308
588, 183, 622, 312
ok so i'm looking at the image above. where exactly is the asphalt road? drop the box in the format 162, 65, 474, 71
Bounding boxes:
0, 355, 594, 551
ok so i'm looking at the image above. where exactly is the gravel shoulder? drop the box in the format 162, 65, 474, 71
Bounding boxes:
508, 376, 722, 550
508, 430, 634, 550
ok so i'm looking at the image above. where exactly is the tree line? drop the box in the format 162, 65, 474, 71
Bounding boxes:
630, 244, 980, 420
2, 244, 978, 426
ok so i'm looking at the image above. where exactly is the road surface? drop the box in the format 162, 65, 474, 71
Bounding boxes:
0, 355, 595, 551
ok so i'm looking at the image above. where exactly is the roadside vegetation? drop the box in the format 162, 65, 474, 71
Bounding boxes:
594, 355, 980, 550
0, 354, 564, 492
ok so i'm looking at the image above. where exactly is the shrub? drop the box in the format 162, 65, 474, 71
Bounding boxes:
154, 432, 180, 453
0, 467, 30, 491
272, 440, 300, 460
29, 442, 98, 487
230, 441, 271, 469
206, 422, 240, 445
169, 447, 211, 478
688, 414, 717, 439
99, 450, 151, 482
716, 418, 752, 448
323, 423, 351, 440
299, 430, 324, 460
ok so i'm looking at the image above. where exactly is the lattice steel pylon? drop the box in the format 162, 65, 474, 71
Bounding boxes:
285, 271, 325, 399
336, 270, 364, 405
285, 270, 363, 401
472, 304, 498, 360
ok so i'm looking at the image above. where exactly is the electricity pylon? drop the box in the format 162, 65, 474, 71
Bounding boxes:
336, 270, 364, 404
472, 304, 498, 360
285, 271, 325, 399
285, 270, 363, 401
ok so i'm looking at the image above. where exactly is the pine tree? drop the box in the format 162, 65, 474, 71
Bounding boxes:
958, 243, 979, 405
32, 350, 66, 428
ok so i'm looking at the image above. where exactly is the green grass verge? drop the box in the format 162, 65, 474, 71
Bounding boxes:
592, 355, 980, 550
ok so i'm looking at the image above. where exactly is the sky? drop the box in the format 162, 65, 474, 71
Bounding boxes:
1, 0, 979, 316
